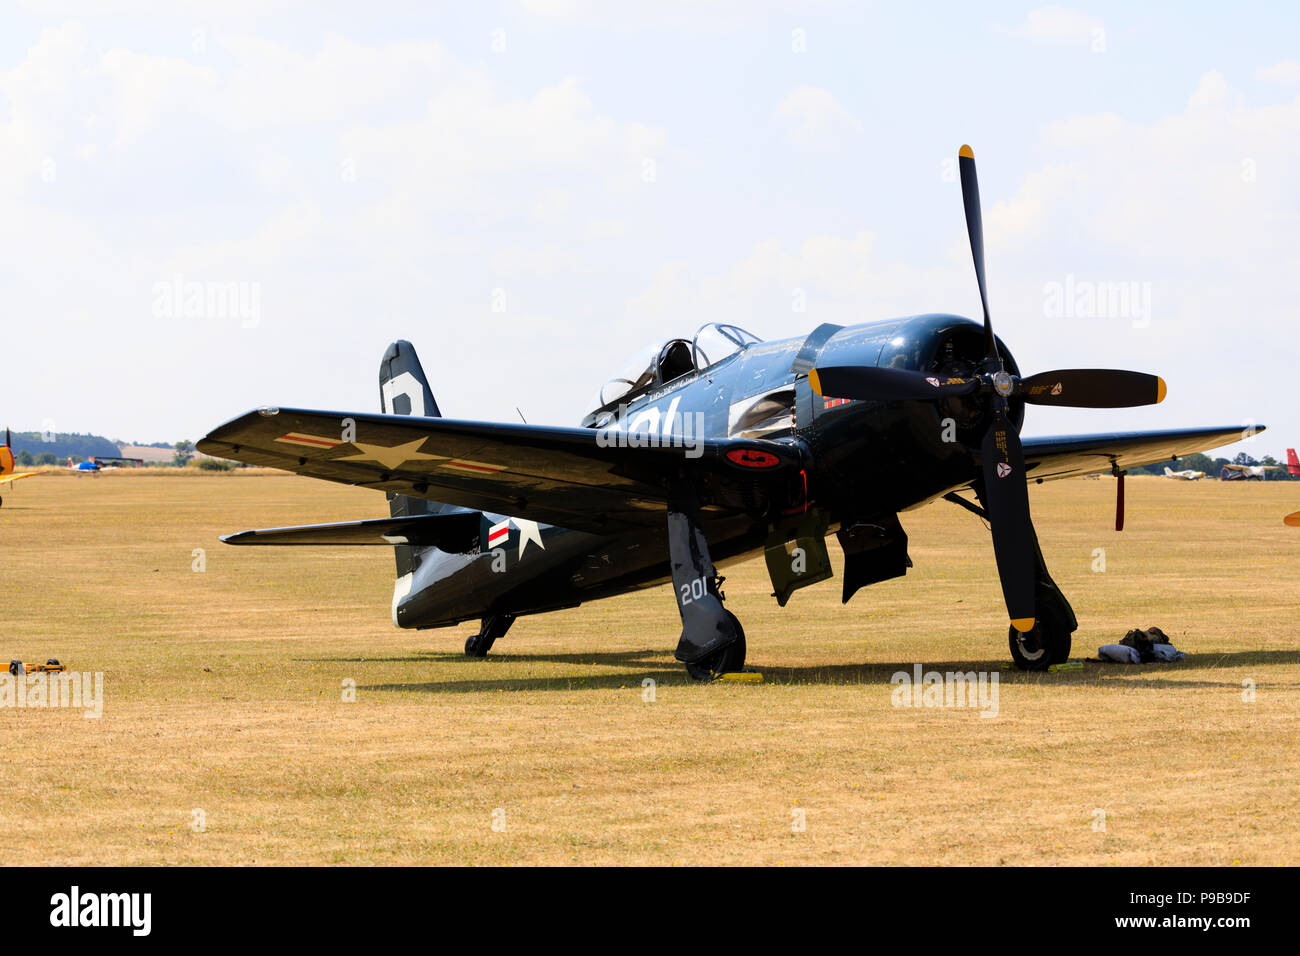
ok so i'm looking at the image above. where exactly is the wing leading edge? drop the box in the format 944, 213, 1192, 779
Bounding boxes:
1018, 425, 1259, 481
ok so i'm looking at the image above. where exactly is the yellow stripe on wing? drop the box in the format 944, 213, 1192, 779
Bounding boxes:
1, 471, 41, 484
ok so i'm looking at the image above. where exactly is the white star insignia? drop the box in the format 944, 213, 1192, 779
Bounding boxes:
335, 438, 444, 471
514, 518, 545, 559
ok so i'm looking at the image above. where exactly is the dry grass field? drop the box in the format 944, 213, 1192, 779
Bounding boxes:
1, 470, 1297, 866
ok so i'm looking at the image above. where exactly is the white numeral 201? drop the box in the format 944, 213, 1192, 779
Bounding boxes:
679, 577, 707, 605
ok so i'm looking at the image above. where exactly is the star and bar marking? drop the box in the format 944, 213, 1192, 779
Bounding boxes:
275, 432, 507, 476
484, 516, 546, 560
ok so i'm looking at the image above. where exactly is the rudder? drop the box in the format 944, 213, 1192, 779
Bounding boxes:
379, 340, 446, 578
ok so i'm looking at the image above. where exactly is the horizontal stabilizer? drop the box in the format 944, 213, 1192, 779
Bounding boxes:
221, 510, 480, 549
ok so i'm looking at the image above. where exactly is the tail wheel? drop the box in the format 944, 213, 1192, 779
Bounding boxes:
464, 613, 515, 658
1008, 598, 1071, 670
684, 612, 746, 681
464, 633, 494, 658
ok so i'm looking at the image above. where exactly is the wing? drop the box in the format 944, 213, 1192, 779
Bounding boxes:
1017, 425, 1257, 482
0, 471, 41, 486
196, 407, 800, 534
1221, 463, 1247, 472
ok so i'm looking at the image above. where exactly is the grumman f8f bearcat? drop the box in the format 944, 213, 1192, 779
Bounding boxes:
198, 146, 1259, 679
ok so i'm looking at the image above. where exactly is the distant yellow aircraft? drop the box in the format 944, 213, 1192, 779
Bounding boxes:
0, 428, 41, 507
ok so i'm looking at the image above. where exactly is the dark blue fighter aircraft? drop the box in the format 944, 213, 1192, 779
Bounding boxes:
198, 147, 1256, 679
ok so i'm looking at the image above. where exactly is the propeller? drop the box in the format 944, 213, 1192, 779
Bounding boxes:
808, 145, 1169, 634
809, 365, 1164, 408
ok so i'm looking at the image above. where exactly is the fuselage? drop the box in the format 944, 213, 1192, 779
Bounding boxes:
397, 313, 1021, 629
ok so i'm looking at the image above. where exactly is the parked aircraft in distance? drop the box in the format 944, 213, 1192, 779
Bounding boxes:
66, 455, 144, 473
1220, 462, 1282, 481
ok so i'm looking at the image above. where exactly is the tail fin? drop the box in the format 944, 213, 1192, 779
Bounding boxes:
1288, 448, 1299, 477
380, 339, 441, 418
379, 340, 446, 578
1163, 467, 1173, 477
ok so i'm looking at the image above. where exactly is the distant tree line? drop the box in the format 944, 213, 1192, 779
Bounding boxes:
7, 431, 120, 461
7, 432, 237, 469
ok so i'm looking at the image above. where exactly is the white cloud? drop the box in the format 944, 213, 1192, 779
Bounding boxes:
626, 232, 966, 339
999, 5, 1105, 47
210, 33, 449, 132
0, 19, 672, 437
774, 85, 861, 147
1256, 60, 1300, 85
629, 68, 1300, 447
1, 13, 1296, 457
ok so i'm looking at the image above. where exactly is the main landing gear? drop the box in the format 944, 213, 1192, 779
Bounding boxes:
667, 481, 746, 681
465, 613, 515, 658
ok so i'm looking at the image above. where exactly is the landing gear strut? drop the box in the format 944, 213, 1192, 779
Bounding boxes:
667, 480, 745, 681
465, 613, 515, 658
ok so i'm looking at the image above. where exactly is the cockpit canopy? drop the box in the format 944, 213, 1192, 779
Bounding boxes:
584, 323, 762, 421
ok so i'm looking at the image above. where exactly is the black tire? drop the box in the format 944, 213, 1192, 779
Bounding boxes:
1008, 599, 1072, 670
464, 634, 495, 658
684, 613, 746, 681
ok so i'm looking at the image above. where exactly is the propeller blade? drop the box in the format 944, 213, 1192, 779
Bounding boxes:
1284, 511, 1300, 528
980, 400, 1036, 632
1019, 369, 1167, 408
808, 366, 980, 401
958, 144, 996, 360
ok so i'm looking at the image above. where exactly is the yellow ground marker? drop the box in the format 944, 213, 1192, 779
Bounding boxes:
718, 671, 764, 684
1048, 660, 1085, 673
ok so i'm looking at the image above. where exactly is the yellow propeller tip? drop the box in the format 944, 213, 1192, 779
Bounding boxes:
1156, 377, 1167, 403
1011, 617, 1036, 633
959, 144, 974, 159
1284, 511, 1300, 527
808, 368, 824, 396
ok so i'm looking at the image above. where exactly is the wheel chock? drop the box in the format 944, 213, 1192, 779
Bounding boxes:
717, 671, 763, 684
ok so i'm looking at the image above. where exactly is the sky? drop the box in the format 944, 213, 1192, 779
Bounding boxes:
1, 1, 1297, 459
